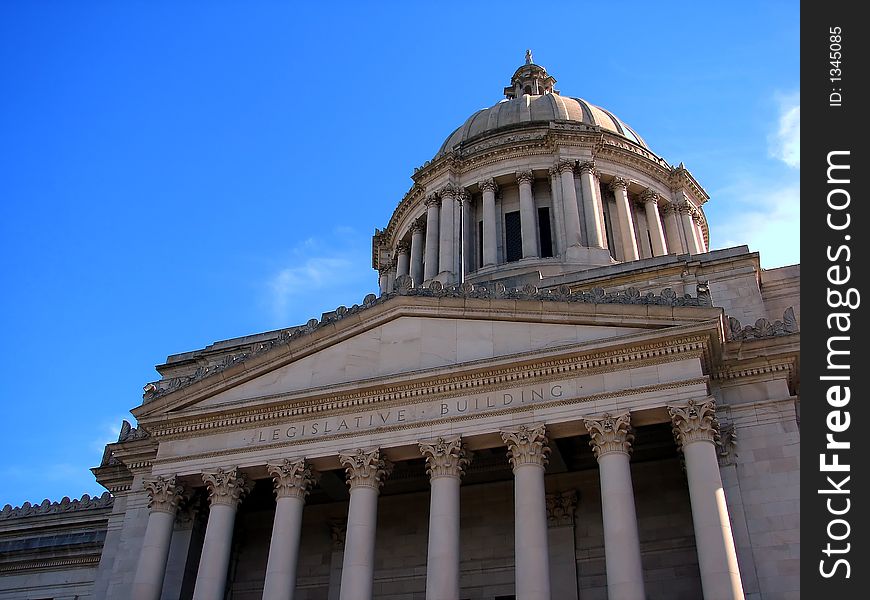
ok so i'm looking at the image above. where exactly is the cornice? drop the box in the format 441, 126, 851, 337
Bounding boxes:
0, 554, 102, 574
145, 331, 713, 441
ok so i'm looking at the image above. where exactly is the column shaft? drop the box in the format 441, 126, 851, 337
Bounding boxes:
695, 219, 708, 253
130, 510, 176, 600
641, 193, 667, 256
611, 179, 639, 261
599, 452, 645, 600
192, 503, 237, 600
263, 496, 306, 600
439, 190, 456, 278
396, 245, 410, 279
662, 206, 685, 254
548, 168, 566, 255
410, 225, 425, 286
424, 198, 440, 280
558, 162, 583, 247
426, 477, 461, 600
579, 164, 606, 248
481, 181, 498, 267
340, 486, 378, 600
517, 172, 539, 258
680, 208, 702, 254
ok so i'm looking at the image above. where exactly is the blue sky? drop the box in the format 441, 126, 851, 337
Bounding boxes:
0, 1, 799, 507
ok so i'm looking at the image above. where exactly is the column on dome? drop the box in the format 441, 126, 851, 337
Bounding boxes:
579, 161, 606, 248
584, 413, 646, 600
262, 459, 317, 600
386, 261, 396, 293
419, 436, 470, 600
501, 424, 552, 600
191, 468, 250, 600
378, 266, 390, 296
669, 399, 745, 599
457, 189, 471, 276
410, 217, 426, 286
694, 214, 708, 253
548, 166, 566, 255
396, 242, 411, 279
557, 160, 583, 247
423, 194, 440, 280
439, 185, 457, 279
609, 177, 640, 261
479, 178, 499, 267
517, 170, 539, 258
661, 203, 685, 254
641, 190, 668, 257
679, 204, 702, 254
338, 448, 392, 600
131, 476, 183, 600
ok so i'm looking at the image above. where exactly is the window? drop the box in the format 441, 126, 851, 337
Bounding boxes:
538, 207, 553, 258
504, 211, 523, 262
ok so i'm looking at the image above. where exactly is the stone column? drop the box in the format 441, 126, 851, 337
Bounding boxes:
262, 459, 317, 600
378, 266, 389, 296
460, 191, 474, 275
327, 520, 346, 600
548, 166, 566, 255
479, 178, 498, 267
661, 204, 685, 254
679, 204, 702, 254
694, 214, 708, 253
131, 476, 183, 600
396, 242, 411, 279
669, 399, 745, 599
641, 190, 668, 257
423, 194, 440, 280
419, 436, 470, 600
609, 178, 639, 261
410, 218, 425, 287
386, 261, 396, 293
439, 185, 457, 278
584, 413, 646, 600
557, 160, 583, 247
192, 468, 249, 600
338, 448, 392, 600
517, 170, 539, 258
579, 161, 606, 248
546, 491, 579, 600
501, 424, 551, 600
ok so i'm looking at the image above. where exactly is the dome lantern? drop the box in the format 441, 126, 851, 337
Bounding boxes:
504, 50, 558, 99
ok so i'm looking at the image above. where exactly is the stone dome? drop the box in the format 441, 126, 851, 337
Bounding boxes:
439, 94, 647, 155
438, 52, 646, 155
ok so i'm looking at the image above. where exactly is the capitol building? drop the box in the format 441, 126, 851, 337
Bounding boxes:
0, 54, 800, 600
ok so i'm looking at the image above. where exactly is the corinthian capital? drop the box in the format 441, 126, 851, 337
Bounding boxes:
267, 458, 317, 500
641, 189, 660, 204
411, 215, 427, 233
609, 177, 629, 191
546, 490, 578, 527
555, 159, 576, 174
396, 240, 411, 254
440, 183, 460, 200
202, 467, 250, 508
668, 398, 720, 450
516, 170, 534, 186
478, 178, 498, 194
419, 436, 471, 480
583, 412, 634, 459
425, 193, 441, 208
501, 423, 550, 470
339, 447, 393, 491
143, 475, 183, 514
578, 160, 597, 175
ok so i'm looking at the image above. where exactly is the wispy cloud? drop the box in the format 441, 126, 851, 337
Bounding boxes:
265, 227, 376, 326
768, 92, 800, 168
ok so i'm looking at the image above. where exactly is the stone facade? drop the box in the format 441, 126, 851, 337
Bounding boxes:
0, 54, 799, 600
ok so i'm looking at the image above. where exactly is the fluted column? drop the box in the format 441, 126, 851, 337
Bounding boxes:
584, 413, 646, 600
192, 468, 250, 600
517, 170, 539, 258
338, 448, 392, 600
131, 476, 183, 600
419, 436, 470, 600
557, 160, 583, 247
424, 194, 440, 280
396, 242, 411, 279
661, 204, 685, 254
694, 214, 708, 253
262, 459, 317, 600
410, 218, 425, 287
501, 424, 551, 600
641, 190, 668, 256
669, 399, 745, 599
609, 178, 639, 261
439, 185, 457, 278
679, 205, 702, 254
479, 178, 498, 267
579, 161, 606, 248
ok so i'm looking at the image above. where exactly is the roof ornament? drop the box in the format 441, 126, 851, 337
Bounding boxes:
525, 49, 533, 65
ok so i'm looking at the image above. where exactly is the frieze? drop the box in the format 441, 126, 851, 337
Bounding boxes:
1, 492, 113, 520
725, 307, 798, 341
143, 283, 713, 402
